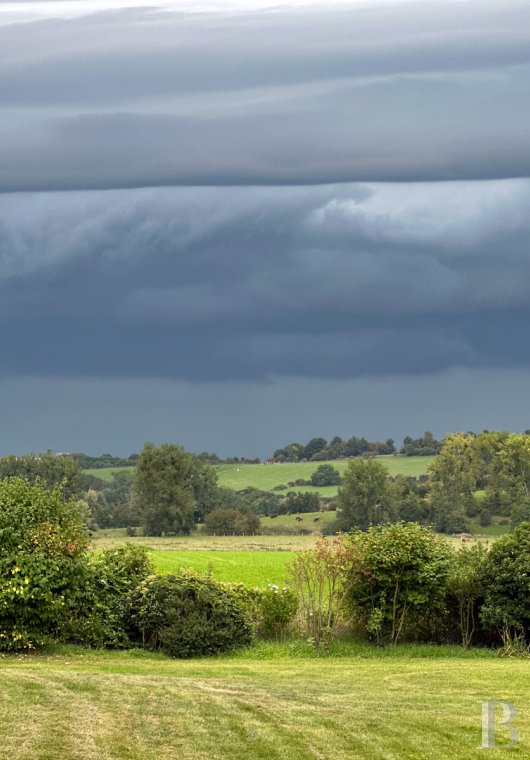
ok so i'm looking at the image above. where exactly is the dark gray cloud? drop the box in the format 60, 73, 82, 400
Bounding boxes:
1, 180, 530, 381
1, 1, 530, 190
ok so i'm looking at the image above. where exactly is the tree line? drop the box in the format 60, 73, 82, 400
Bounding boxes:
271, 431, 443, 461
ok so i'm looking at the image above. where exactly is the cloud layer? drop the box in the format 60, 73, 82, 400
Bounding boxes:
1, 0, 530, 190
1, 180, 530, 381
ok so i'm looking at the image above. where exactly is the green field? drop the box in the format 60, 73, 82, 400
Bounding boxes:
84, 456, 434, 496
84, 466, 135, 482
151, 549, 291, 586
216, 456, 433, 496
1, 643, 527, 760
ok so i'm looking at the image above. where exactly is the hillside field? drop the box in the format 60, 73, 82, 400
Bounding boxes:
1, 643, 527, 760
84, 455, 434, 496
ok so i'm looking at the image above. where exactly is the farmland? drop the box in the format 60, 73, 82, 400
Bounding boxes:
1, 643, 527, 760
84, 455, 434, 496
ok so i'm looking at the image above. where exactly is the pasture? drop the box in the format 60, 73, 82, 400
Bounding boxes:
83, 456, 434, 496
1, 643, 528, 760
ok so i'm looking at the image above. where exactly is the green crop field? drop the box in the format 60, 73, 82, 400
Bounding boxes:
82, 456, 434, 495
1, 643, 527, 760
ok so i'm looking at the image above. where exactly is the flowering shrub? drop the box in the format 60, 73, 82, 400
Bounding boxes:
287, 537, 358, 647
0, 477, 89, 651
260, 585, 298, 640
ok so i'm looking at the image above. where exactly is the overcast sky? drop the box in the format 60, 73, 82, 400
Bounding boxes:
1, 0, 530, 457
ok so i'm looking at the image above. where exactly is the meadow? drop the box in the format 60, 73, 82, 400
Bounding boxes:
1, 643, 527, 760
84, 454, 434, 496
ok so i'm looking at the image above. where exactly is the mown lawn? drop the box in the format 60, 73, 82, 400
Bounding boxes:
0, 643, 527, 760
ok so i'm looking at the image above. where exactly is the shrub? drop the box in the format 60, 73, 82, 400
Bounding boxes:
345, 522, 452, 645
0, 477, 89, 651
224, 583, 298, 640
203, 507, 260, 535
64, 544, 153, 647
481, 522, 530, 641
126, 572, 254, 657
288, 537, 358, 647
446, 543, 488, 647
260, 585, 298, 639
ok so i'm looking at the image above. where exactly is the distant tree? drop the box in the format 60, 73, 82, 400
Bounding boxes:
283, 492, 320, 514
132, 443, 197, 536
303, 437, 328, 461
400, 432, 442, 456
336, 458, 395, 531
428, 433, 478, 533
310, 464, 342, 487
0, 451, 83, 500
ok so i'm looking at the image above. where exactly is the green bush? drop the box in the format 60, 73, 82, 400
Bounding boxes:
126, 572, 254, 657
345, 522, 452, 645
481, 522, 530, 640
223, 583, 297, 639
64, 544, 153, 647
0, 477, 89, 651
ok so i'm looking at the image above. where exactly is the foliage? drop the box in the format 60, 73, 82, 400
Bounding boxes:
428, 433, 478, 533
345, 522, 452, 645
481, 522, 530, 639
225, 582, 298, 640
259, 584, 298, 639
0, 451, 83, 500
0, 477, 89, 650
446, 542, 488, 647
203, 507, 260, 535
282, 491, 320, 514
336, 457, 395, 531
273, 435, 395, 462
64, 544, 153, 648
288, 537, 358, 647
126, 572, 254, 657
133, 442, 215, 535
400, 431, 442, 457
310, 464, 342, 487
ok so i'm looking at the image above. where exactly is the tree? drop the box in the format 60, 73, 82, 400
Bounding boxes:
345, 522, 452, 644
336, 458, 394, 531
310, 464, 342, 487
0, 477, 89, 650
495, 434, 530, 526
133, 443, 197, 536
481, 522, 530, 640
428, 433, 478, 533
303, 437, 328, 461
0, 451, 83, 500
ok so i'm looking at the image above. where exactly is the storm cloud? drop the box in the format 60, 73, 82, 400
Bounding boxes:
1, 0, 530, 454
1, 0, 530, 190
1, 180, 530, 381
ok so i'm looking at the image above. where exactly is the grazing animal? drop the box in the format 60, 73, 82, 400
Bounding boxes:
313, 517, 320, 523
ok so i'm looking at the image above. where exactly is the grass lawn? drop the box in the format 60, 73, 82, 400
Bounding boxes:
1, 642, 528, 759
